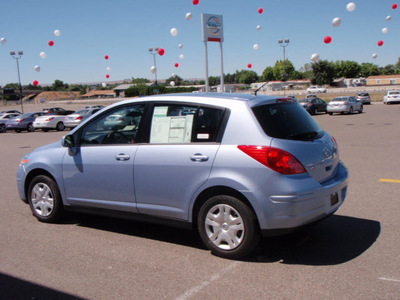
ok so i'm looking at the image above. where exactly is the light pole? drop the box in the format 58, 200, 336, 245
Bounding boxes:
278, 39, 289, 96
148, 47, 159, 86
10, 50, 24, 113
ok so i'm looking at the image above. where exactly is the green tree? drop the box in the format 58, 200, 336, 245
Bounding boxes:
261, 66, 275, 81
380, 64, 395, 75
333, 60, 361, 78
132, 78, 150, 84
239, 70, 258, 84
273, 60, 295, 81
311, 60, 335, 85
51, 80, 68, 91
360, 63, 380, 77
165, 75, 183, 86
208, 76, 220, 86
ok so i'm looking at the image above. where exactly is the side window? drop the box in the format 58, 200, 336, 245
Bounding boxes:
80, 104, 145, 145
149, 104, 224, 144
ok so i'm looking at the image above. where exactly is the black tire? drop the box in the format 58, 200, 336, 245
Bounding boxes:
15, 129, 21, 133
198, 195, 260, 259
56, 122, 65, 131
329, 112, 333, 115
42, 129, 49, 132
27, 123, 35, 132
27, 175, 64, 223
349, 107, 353, 114
359, 105, 363, 113
0, 124, 6, 133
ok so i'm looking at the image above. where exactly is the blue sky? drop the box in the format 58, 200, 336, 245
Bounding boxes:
1, 0, 399, 86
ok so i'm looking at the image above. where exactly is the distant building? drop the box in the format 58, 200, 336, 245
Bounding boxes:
366, 75, 400, 86
80, 90, 115, 99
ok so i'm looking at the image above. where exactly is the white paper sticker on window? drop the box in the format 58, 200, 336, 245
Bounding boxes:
197, 133, 209, 139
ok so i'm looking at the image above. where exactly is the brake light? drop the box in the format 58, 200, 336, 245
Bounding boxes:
46, 117, 54, 121
76, 116, 83, 120
277, 97, 292, 102
344, 102, 348, 105
16, 118, 25, 122
238, 145, 306, 175
119, 117, 124, 121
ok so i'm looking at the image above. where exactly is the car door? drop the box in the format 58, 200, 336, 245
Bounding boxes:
134, 103, 226, 221
61, 104, 145, 212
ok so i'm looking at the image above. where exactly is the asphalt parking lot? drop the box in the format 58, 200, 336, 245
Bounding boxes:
1, 102, 400, 299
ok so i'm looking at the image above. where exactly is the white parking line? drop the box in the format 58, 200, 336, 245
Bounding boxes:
175, 261, 241, 300
379, 277, 400, 283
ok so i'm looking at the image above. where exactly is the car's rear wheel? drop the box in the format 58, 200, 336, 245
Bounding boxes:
56, 122, 65, 131
28, 175, 64, 223
349, 107, 353, 114
329, 112, 333, 115
198, 195, 260, 259
0, 124, 6, 133
359, 106, 363, 113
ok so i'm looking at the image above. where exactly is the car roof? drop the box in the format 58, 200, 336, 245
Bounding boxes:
109, 93, 280, 109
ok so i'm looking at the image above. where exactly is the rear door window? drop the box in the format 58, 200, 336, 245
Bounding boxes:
252, 102, 324, 141
149, 104, 225, 143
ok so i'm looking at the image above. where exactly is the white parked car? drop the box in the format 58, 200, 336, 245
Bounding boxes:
34, 110, 75, 132
307, 86, 327, 93
383, 91, 400, 104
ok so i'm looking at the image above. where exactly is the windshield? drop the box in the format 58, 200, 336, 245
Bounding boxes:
252, 102, 324, 141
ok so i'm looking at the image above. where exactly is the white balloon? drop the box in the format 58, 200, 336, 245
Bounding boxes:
150, 66, 156, 74
382, 27, 388, 34
332, 17, 341, 27
170, 28, 178, 37
34, 65, 41, 72
257, 25, 261, 31
253, 44, 259, 50
40, 52, 47, 59
186, 12, 192, 20
311, 53, 319, 62
346, 2, 356, 12
106, 67, 111, 71
1, 37, 6, 45
386, 16, 391, 21
102, 82, 107, 87
170, 81, 175, 86
180, 54, 184, 60
54, 29, 61, 37
171, 73, 175, 77
372, 53, 378, 59
178, 44, 183, 49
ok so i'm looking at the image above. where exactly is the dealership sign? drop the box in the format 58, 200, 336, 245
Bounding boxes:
202, 14, 224, 42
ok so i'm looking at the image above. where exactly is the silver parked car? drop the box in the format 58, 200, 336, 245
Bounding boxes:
64, 108, 102, 129
16, 93, 349, 259
356, 92, 371, 104
327, 96, 363, 115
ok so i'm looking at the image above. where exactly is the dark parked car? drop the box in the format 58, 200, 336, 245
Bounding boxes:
299, 97, 327, 115
1, 109, 22, 114
5, 112, 46, 132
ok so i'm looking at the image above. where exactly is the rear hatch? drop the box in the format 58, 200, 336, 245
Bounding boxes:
252, 101, 339, 183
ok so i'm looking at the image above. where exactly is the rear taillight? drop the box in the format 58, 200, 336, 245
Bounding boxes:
119, 117, 124, 121
344, 102, 348, 105
76, 116, 83, 120
238, 145, 306, 175
17, 118, 25, 122
46, 117, 54, 121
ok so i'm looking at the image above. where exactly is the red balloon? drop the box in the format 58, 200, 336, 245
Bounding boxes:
33, 80, 39, 86
174, 63, 179, 67
378, 40, 384, 46
105, 55, 109, 60
258, 7, 263, 14
392, 3, 398, 9
106, 74, 110, 78
48, 40, 54, 46
324, 36, 332, 44
247, 63, 252, 68
193, 0, 199, 5
158, 48, 165, 56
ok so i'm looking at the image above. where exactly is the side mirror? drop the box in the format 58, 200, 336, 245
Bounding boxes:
62, 135, 75, 148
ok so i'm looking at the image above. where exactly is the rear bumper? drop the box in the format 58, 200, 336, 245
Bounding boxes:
327, 106, 349, 113
245, 161, 349, 232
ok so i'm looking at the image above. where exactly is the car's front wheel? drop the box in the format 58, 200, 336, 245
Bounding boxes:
27, 123, 35, 132
0, 124, 6, 133
198, 195, 260, 259
28, 175, 64, 223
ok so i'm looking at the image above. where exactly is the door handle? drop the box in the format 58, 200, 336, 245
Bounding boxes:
190, 153, 209, 162
115, 153, 130, 161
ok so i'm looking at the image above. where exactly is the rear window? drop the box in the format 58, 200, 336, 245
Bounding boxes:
358, 93, 369, 96
252, 102, 324, 141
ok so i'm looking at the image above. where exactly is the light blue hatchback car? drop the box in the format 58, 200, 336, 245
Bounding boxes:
17, 93, 349, 259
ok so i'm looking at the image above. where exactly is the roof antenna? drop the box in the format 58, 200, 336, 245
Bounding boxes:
253, 82, 268, 96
